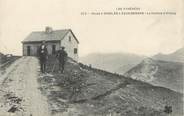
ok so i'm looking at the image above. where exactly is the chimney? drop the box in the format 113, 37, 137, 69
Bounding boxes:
45, 26, 53, 33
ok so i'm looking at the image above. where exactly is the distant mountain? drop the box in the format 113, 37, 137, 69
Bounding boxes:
125, 58, 184, 93
153, 47, 184, 63
80, 53, 145, 74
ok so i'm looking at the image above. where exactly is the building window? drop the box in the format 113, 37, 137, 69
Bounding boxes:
69, 36, 71, 42
74, 48, 78, 54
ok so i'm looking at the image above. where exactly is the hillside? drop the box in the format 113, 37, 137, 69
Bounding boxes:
0, 52, 5, 64
80, 53, 144, 74
153, 47, 184, 63
38, 56, 183, 116
125, 58, 183, 93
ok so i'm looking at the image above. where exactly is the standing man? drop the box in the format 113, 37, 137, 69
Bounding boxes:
38, 40, 48, 73
56, 46, 68, 73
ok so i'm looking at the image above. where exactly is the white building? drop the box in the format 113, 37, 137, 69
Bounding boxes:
22, 27, 79, 61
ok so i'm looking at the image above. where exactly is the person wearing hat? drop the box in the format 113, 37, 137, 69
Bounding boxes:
38, 40, 48, 73
56, 46, 68, 73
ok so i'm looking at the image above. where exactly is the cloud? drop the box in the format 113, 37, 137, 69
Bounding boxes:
0, 0, 183, 56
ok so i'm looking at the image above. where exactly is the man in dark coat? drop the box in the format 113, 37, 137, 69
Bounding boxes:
38, 41, 48, 73
56, 46, 68, 73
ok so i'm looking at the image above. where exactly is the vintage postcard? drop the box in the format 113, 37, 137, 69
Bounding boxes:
0, 0, 183, 116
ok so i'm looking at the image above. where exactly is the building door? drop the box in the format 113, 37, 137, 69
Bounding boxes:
36, 46, 40, 56
27, 46, 31, 56
52, 45, 56, 54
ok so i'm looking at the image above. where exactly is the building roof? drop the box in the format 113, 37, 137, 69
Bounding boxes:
22, 29, 79, 43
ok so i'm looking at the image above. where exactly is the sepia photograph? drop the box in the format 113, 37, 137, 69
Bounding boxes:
0, 0, 183, 116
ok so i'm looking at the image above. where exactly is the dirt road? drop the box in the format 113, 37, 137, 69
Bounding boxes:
0, 57, 50, 116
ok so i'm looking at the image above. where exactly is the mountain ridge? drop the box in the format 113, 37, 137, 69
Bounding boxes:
80, 52, 145, 74
125, 58, 183, 93
153, 47, 184, 63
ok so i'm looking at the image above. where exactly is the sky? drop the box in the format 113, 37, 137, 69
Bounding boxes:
0, 0, 183, 57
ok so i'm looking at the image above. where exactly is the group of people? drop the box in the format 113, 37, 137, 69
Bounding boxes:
38, 41, 68, 73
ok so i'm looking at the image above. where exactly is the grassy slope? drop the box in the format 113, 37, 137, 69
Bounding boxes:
38, 56, 183, 116
0, 55, 21, 75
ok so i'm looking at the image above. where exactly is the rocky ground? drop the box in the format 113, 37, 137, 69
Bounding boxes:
0, 56, 183, 116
